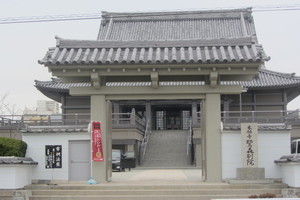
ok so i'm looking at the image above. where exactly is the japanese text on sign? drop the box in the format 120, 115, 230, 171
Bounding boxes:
241, 123, 258, 168
45, 145, 62, 169
91, 121, 104, 162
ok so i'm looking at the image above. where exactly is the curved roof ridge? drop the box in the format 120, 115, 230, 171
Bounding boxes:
97, 8, 256, 41
55, 36, 256, 48
101, 8, 252, 20
260, 68, 299, 79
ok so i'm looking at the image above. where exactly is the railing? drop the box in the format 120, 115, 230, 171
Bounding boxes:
0, 114, 90, 129
221, 110, 300, 125
2, 110, 300, 131
193, 110, 300, 126
0, 115, 24, 129
140, 119, 151, 165
0, 111, 146, 132
112, 109, 145, 131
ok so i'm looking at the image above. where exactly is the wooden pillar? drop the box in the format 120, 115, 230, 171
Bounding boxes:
192, 100, 198, 126
61, 96, 66, 114
90, 95, 112, 183
283, 91, 288, 111
203, 93, 222, 182
113, 101, 120, 125
130, 108, 136, 126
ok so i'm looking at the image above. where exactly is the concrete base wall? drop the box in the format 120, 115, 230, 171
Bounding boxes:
279, 163, 300, 187
236, 168, 265, 180
0, 165, 34, 189
222, 130, 290, 180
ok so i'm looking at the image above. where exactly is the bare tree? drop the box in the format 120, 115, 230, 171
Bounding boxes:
0, 93, 21, 115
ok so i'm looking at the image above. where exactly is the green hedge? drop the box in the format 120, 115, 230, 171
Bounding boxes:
0, 137, 27, 157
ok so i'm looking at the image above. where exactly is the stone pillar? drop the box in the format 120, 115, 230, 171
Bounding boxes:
203, 93, 222, 182
195, 141, 202, 167
235, 123, 267, 182
90, 95, 112, 183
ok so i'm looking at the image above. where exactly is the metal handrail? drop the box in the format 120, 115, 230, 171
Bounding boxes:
140, 119, 151, 164
187, 117, 192, 155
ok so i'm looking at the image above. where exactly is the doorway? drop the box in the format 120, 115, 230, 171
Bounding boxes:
69, 140, 91, 181
155, 108, 190, 130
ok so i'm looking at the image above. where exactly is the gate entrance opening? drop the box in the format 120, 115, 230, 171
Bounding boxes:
154, 107, 191, 130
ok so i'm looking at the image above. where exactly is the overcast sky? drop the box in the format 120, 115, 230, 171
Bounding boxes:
1, 0, 300, 113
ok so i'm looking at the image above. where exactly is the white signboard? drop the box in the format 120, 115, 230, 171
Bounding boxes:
241, 123, 258, 168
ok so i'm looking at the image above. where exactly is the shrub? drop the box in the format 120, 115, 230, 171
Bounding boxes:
258, 193, 277, 198
0, 137, 27, 157
248, 193, 277, 198
248, 195, 258, 198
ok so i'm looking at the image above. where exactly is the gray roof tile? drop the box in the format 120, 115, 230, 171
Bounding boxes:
0, 157, 38, 165
35, 69, 300, 92
98, 8, 256, 41
39, 37, 267, 65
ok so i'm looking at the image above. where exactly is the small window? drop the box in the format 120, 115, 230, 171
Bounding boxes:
291, 142, 296, 154
291, 140, 300, 154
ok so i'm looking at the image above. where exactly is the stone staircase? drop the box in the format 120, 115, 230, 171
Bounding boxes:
0, 190, 15, 200
23, 182, 287, 200
142, 130, 191, 168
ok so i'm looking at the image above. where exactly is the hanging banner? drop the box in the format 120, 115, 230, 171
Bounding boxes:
91, 121, 104, 161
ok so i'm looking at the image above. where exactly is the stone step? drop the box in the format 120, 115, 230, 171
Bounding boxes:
26, 183, 286, 200
29, 194, 250, 200
0, 197, 12, 200
0, 190, 29, 200
25, 183, 286, 190
143, 130, 190, 167
31, 188, 282, 196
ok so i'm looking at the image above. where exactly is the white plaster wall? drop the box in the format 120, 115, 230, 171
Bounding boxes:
258, 133, 290, 178
22, 132, 90, 181
280, 163, 300, 187
222, 131, 290, 180
222, 132, 242, 179
0, 165, 33, 189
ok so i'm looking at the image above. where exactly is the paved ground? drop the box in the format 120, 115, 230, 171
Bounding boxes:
111, 168, 203, 184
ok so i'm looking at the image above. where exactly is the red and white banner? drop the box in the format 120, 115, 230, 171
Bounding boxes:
91, 121, 104, 162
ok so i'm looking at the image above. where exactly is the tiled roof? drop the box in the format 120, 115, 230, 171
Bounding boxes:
39, 37, 267, 65
35, 79, 90, 92
0, 157, 38, 165
275, 154, 300, 163
21, 125, 88, 133
35, 69, 300, 92
225, 69, 300, 88
97, 8, 256, 41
